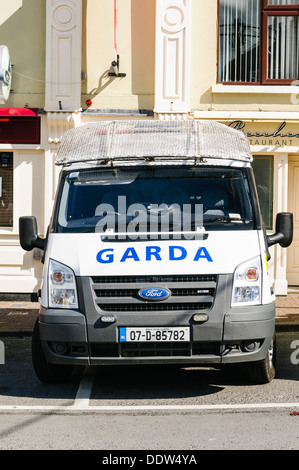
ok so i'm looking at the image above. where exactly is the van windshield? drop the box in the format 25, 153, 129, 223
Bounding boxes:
55, 166, 255, 236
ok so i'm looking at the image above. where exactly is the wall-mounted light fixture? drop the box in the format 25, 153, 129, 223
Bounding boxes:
109, 54, 126, 77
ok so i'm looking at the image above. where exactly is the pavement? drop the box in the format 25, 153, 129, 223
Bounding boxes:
0, 290, 298, 335
0, 300, 39, 335
275, 289, 299, 328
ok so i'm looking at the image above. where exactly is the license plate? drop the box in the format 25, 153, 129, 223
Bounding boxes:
119, 327, 190, 343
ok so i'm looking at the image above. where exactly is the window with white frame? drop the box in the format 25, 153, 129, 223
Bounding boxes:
218, 0, 299, 84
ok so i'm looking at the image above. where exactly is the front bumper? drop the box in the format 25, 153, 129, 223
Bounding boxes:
38, 298, 275, 367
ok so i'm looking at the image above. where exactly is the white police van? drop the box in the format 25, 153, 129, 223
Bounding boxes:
19, 120, 293, 384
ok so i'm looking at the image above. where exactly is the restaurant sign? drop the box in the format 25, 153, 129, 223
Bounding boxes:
228, 120, 299, 146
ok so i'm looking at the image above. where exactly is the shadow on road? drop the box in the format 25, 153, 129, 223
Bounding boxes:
0, 332, 297, 403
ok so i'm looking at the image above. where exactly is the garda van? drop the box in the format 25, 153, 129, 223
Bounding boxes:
19, 120, 293, 384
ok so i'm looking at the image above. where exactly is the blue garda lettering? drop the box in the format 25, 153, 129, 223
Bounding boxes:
96, 249, 114, 264
169, 246, 187, 261
146, 246, 162, 261
194, 247, 213, 262
120, 247, 140, 263
96, 246, 213, 263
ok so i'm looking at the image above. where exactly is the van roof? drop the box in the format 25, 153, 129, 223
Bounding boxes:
55, 120, 253, 167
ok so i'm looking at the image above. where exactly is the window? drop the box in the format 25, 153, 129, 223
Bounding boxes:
252, 155, 274, 230
56, 167, 254, 235
218, 0, 299, 84
0, 152, 13, 227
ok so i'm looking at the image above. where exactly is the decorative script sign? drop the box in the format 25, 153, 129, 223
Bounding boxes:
228, 120, 299, 146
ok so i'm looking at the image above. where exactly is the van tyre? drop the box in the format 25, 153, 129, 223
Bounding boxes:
246, 335, 276, 384
32, 319, 73, 384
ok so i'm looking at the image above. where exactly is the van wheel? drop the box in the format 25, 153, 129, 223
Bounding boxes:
32, 319, 73, 384
246, 336, 276, 384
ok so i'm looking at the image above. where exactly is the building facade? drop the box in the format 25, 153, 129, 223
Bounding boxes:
0, 0, 298, 295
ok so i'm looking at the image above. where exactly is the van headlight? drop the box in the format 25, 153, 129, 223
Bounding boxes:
48, 259, 78, 309
232, 256, 261, 307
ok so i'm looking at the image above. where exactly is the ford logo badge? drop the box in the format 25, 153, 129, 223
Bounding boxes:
138, 287, 171, 302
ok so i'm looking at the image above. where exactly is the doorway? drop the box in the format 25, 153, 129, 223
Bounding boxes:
287, 159, 299, 286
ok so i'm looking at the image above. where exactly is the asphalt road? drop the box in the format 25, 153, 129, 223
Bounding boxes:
0, 329, 298, 450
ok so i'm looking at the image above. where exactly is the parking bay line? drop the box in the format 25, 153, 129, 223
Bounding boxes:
0, 403, 298, 413
1, 368, 298, 414
71, 366, 96, 409
69, 368, 299, 413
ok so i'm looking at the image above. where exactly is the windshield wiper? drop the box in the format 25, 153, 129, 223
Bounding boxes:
203, 216, 253, 224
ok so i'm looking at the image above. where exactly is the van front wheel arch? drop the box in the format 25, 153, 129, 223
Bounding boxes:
246, 335, 276, 384
32, 318, 73, 384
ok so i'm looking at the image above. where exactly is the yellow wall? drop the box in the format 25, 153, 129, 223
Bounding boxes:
82, 0, 155, 111
190, 0, 217, 111
0, 0, 46, 109
1, 0, 299, 113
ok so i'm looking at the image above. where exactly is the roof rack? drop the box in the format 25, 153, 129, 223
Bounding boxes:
55, 120, 252, 167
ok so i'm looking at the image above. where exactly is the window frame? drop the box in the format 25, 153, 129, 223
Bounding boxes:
262, 1, 299, 84
252, 154, 274, 231
217, 0, 299, 85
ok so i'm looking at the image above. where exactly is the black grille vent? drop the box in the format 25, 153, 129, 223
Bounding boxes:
121, 342, 190, 357
89, 341, 220, 358
99, 303, 212, 312
92, 274, 217, 284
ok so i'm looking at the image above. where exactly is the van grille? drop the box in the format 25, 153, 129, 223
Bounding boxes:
91, 274, 217, 313
89, 341, 220, 358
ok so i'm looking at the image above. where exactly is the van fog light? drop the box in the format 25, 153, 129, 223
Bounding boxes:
51, 342, 68, 355
193, 314, 209, 323
242, 341, 261, 352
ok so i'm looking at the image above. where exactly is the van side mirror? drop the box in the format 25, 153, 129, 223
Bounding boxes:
19, 216, 45, 251
267, 212, 293, 248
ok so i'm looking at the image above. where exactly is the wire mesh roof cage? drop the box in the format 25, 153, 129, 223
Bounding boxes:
55, 120, 253, 166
